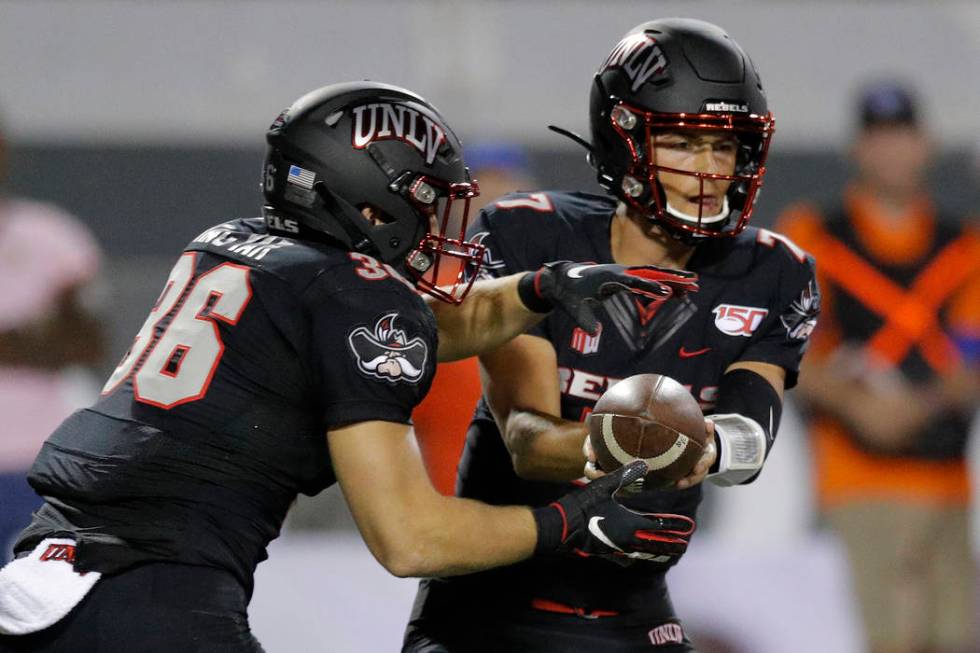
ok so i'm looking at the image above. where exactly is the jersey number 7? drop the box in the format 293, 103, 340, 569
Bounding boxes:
101, 253, 253, 408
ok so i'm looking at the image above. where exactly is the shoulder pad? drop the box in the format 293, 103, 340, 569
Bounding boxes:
186, 218, 373, 291
324, 251, 420, 296
743, 226, 813, 267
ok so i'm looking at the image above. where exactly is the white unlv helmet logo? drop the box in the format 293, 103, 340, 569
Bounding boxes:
351, 103, 447, 165
600, 32, 669, 92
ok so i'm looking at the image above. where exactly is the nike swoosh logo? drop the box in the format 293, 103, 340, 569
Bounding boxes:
678, 346, 711, 359
566, 265, 592, 279
588, 516, 623, 552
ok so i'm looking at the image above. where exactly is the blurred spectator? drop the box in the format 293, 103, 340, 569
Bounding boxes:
0, 115, 106, 560
413, 142, 536, 494
777, 81, 980, 653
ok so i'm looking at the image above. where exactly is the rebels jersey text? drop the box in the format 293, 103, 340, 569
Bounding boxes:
450, 191, 818, 612
19, 218, 437, 595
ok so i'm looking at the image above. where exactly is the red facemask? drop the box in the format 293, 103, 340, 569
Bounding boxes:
403, 176, 485, 304
609, 103, 774, 237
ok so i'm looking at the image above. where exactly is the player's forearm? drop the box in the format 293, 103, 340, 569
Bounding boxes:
381, 496, 537, 577
430, 273, 543, 362
331, 420, 539, 578
505, 410, 589, 482
351, 485, 538, 579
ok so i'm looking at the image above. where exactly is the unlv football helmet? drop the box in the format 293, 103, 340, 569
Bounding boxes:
263, 81, 483, 303
589, 18, 774, 238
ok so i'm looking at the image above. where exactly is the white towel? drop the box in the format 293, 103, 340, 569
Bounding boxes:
0, 538, 101, 635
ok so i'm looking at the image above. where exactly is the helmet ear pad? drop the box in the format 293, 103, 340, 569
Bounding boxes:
316, 176, 428, 264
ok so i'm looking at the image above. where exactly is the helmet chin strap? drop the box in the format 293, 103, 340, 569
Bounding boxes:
664, 196, 730, 225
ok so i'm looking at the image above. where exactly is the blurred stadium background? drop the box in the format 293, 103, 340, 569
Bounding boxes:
1, 1, 978, 651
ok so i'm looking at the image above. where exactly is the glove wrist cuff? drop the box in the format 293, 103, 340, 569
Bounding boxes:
518, 270, 553, 314
532, 503, 567, 554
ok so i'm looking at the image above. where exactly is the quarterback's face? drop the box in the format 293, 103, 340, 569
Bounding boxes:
651, 130, 738, 216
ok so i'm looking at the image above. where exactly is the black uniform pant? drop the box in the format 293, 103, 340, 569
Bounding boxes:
403, 578, 695, 653
0, 562, 263, 653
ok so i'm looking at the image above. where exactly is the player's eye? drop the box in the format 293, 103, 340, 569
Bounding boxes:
659, 140, 690, 151
713, 140, 738, 154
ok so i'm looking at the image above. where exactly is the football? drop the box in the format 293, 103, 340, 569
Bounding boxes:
587, 373, 707, 486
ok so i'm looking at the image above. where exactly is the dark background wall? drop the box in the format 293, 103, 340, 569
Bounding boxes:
6, 143, 975, 375
6, 144, 977, 257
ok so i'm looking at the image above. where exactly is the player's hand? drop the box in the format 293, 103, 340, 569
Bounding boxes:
675, 418, 717, 490
623, 264, 700, 298
521, 261, 699, 335
533, 460, 696, 562
582, 435, 604, 481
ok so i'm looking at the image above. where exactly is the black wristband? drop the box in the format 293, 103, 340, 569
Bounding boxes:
517, 270, 552, 314
531, 503, 567, 554
712, 368, 781, 451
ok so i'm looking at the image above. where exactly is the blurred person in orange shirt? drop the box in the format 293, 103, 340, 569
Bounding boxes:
778, 81, 980, 653
0, 115, 106, 561
413, 143, 536, 494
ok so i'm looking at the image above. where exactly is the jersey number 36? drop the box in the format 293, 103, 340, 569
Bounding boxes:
102, 253, 252, 408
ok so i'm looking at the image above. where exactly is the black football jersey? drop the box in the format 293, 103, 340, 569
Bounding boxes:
454, 191, 819, 611
20, 218, 437, 595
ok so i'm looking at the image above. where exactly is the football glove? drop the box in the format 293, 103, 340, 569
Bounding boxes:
518, 261, 699, 334
533, 460, 696, 562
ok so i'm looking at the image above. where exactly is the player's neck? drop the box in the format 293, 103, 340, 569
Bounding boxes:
611, 205, 695, 270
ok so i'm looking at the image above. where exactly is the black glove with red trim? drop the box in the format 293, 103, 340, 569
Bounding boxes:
518, 261, 699, 334
532, 460, 696, 562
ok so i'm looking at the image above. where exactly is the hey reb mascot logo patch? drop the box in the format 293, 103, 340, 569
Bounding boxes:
467, 231, 506, 280
348, 313, 428, 384
780, 280, 820, 341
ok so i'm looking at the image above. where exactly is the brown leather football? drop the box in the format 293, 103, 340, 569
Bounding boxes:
587, 373, 706, 486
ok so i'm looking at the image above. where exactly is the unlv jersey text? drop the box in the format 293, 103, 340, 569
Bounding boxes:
351, 103, 447, 166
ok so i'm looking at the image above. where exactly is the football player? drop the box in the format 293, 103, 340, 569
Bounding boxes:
404, 19, 820, 653
0, 82, 699, 651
